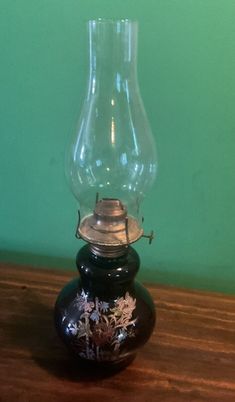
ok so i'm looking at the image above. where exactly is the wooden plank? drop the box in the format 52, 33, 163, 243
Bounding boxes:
0, 263, 235, 402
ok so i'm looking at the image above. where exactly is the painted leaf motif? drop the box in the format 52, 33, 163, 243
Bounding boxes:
68, 290, 137, 361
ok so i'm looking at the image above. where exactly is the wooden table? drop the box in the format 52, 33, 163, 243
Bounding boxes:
1, 263, 235, 402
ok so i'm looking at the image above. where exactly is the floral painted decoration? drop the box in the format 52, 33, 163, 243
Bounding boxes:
67, 290, 137, 361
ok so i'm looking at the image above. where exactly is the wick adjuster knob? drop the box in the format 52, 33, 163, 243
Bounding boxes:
142, 230, 154, 244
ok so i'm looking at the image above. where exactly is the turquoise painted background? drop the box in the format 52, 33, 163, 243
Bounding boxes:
1, 1, 235, 293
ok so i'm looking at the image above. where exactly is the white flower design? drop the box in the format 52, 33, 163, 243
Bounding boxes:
69, 322, 79, 336
90, 310, 100, 322
100, 301, 109, 312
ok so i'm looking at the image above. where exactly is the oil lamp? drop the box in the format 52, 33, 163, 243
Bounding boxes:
54, 19, 157, 370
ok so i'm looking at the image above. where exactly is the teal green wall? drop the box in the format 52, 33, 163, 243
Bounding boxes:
1, 1, 235, 293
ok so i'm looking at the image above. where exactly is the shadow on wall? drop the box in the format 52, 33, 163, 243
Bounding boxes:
0, 249, 75, 271
0, 249, 235, 296
138, 261, 235, 296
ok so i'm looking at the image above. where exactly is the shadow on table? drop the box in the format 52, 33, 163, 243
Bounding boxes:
5, 287, 131, 381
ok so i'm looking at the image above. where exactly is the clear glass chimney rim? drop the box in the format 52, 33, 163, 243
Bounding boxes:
88, 18, 138, 26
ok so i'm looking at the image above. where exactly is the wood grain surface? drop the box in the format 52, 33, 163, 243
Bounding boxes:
0, 263, 235, 402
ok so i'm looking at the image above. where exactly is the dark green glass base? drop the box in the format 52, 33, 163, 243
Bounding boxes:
54, 245, 156, 371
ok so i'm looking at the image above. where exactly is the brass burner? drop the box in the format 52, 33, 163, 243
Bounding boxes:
78, 198, 143, 248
